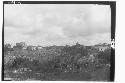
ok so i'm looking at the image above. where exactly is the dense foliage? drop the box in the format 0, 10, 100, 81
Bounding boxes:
4, 42, 111, 81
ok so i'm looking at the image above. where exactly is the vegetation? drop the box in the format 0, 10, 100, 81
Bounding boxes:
4, 42, 111, 81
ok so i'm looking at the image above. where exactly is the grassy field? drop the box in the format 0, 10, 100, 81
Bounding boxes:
4, 66, 110, 81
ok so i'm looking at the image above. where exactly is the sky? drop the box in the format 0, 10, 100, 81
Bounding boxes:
4, 4, 111, 46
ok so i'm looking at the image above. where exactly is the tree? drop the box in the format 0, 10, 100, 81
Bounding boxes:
26, 46, 33, 51
15, 42, 26, 50
4, 43, 13, 54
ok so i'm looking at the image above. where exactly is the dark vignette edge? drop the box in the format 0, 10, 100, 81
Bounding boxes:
2, 1, 116, 81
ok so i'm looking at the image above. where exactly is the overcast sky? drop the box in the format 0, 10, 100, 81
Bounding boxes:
4, 4, 111, 46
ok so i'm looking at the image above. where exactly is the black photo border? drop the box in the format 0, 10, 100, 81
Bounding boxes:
2, 1, 116, 81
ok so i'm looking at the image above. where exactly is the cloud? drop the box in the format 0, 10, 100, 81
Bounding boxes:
4, 4, 111, 46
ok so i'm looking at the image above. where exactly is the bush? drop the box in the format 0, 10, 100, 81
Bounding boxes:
10, 57, 32, 69
97, 49, 111, 64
